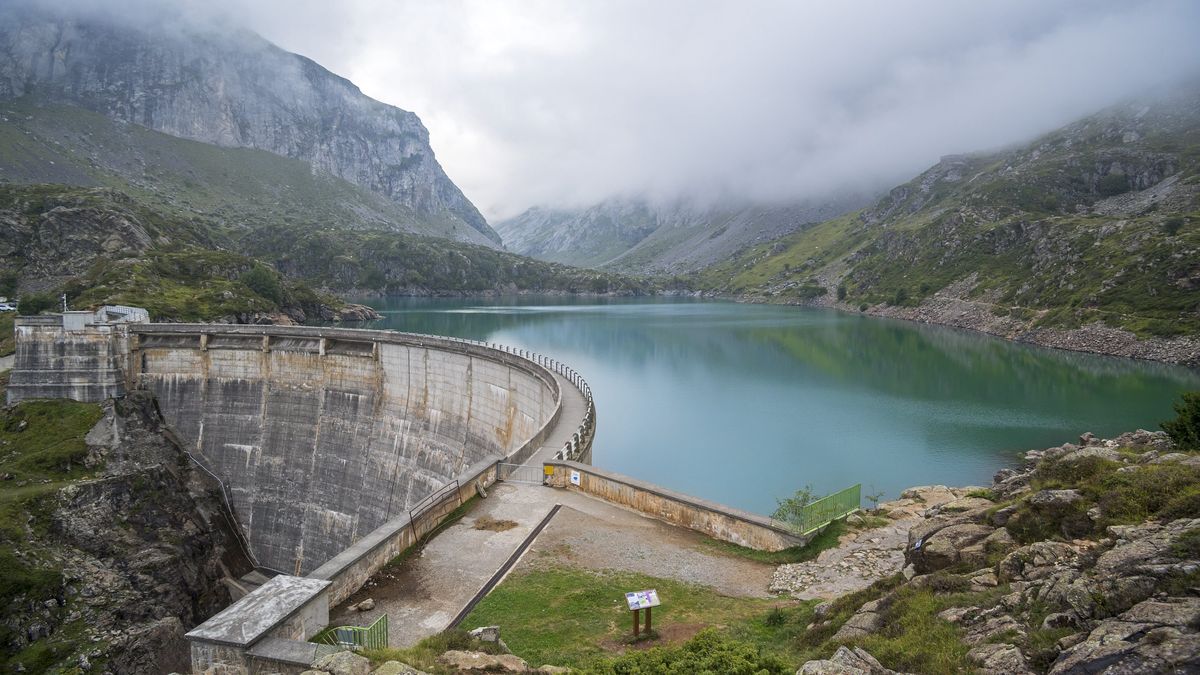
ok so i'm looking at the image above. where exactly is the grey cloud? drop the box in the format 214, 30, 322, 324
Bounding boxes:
26, 0, 1200, 220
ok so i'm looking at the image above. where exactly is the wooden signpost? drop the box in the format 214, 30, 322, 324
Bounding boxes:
624, 589, 660, 638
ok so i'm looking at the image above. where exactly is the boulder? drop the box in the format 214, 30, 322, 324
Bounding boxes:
967, 643, 1033, 675
1058, 446, 1123, 463
468, 625, 501, 643
372, 662, 428, 675
1049, 597, 1200, 674
935, 497, 995, 513
832, 599, 885, 641
437, 650, 529, 672
997, 541, 1079, 581
982, 527, 1017, 554
311, 651, 371, 675
910, 524, 994, 573
796, 645, 902, 674
354, 598, 375, 612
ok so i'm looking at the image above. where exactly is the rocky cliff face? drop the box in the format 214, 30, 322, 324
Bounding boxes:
0, 4, 498, 244
0, 391, 254, 673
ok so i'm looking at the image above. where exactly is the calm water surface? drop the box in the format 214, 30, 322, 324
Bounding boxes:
358, 296, 1200, 515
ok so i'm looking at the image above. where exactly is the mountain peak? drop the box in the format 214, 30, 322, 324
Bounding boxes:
0, 4, 500, 244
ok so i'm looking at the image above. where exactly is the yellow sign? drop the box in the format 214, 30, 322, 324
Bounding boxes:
544, 465, 555, 476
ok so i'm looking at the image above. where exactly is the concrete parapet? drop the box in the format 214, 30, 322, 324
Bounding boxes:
544, 460, 806, 551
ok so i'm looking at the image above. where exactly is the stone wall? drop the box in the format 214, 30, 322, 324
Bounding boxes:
544, 460, 805, 551
132, 325, 561, 574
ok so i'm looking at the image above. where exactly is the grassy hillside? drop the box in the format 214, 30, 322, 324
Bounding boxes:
693, 88, 1200, 338
0, 182, 651, 322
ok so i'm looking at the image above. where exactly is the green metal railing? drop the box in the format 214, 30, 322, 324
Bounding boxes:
791, 484, 861, 535
319, 614, 389, 651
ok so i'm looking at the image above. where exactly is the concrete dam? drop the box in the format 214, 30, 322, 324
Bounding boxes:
8, 313, 591, 577
132, 324, 566, 574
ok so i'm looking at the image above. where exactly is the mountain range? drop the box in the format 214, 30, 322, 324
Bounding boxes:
496, 193, 867, 273
692, 85, 1200, 362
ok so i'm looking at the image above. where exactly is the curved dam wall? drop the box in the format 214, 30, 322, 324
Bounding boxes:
129, 324, 561, 575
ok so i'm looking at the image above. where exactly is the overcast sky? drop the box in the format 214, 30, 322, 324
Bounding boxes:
50, 1, 1200, 220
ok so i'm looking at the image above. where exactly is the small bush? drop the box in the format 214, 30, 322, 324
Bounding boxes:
584, 628, 791, 674
836, 285, 847, 301
240, 264, 285, 305
1163, 216, 1185, 236
17, 292, 57, 315
1162, 392, 1200, 451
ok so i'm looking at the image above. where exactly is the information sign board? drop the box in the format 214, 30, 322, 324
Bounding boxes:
624, 589, 660, 611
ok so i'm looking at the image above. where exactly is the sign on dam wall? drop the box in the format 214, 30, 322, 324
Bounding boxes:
129, 324, 563, 575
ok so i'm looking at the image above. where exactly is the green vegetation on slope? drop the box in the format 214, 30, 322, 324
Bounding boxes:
0, 313, 13, 357
0, 376, 106, 671
692, 88, 1200, 338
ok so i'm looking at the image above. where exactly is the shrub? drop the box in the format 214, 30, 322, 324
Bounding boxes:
891, 288, 909, 306
1162, 392, 1200, 451
584, 628, 791, 674
836, 284, 847, 301
240, 265, 285, 305
1163, 216, 1185, 236
772, 485, 816, 529
17, 292, 57, 315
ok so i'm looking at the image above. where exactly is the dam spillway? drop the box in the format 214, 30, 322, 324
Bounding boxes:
128, 324, 563, 574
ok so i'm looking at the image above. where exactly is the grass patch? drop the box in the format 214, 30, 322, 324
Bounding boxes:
363, 628, 506, 672
0, 313, 13, 357
0, 399, 104, 483
698, 519, 848, 564
458, 565, 816, 670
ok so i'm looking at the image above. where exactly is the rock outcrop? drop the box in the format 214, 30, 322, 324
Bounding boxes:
794, 429, 1200, 674
1, 391, 254, 672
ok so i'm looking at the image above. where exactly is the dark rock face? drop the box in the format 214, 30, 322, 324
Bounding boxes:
2, 392, 254, 673
0, 5, 498, 244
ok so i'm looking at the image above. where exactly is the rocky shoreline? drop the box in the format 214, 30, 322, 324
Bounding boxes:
714, 286, 1200, 368
790, 429, 1200, 674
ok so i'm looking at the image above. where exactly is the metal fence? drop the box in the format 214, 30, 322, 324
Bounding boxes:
320, 614, 389, 651
497, 462, 545, 484
791, 484, 861, 535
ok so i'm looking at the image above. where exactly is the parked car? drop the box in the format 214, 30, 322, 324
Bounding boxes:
0, 302, 16, 312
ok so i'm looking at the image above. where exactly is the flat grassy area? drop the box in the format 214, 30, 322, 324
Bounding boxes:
456, 566, 817, 671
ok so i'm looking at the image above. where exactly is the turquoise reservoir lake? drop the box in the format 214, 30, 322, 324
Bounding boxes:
360, 297, 1200, 516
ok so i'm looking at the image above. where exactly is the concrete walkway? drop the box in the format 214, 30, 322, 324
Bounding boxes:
326, 370, 592, 647
328, 481, 776, 648
525, 371, 588, 467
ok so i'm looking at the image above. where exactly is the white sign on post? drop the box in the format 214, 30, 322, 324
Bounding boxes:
570, 469, 581, 486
